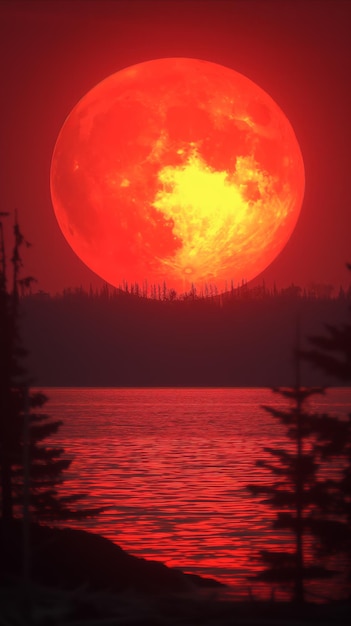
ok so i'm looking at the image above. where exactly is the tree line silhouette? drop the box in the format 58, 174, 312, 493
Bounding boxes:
26, 278, 351, 303
20, 279, 350, 388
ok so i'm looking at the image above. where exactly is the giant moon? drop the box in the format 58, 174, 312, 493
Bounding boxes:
50, 58, 304, 295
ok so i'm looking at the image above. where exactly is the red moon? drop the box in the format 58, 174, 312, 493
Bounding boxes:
50, 58, 304, 295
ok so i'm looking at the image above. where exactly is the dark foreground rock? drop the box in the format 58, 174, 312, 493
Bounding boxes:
0, 521, 223, 593
2, 523, 349, 625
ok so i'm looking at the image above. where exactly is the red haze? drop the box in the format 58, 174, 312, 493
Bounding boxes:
0, 0, 350, 294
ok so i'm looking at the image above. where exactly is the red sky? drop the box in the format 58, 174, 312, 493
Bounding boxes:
1, 0, 350, 295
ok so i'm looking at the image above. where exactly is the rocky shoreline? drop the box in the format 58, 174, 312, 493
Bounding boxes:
0, 521, 223, 593
1, 522, 350, 625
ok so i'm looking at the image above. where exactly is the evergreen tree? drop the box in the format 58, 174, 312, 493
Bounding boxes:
303, 264, 351, 382
247, 363, 333, 603
0, 215, 100, 524
306, 411, 351, 592
302, 265, 351, 587
0, 211, 16, 521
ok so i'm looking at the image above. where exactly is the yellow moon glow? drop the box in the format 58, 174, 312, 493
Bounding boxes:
50, 58, 305, 295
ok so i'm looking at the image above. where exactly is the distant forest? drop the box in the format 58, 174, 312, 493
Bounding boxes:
20, 282, 351, 387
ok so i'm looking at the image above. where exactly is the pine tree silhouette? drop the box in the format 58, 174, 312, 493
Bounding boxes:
302, 263, 351, 588
0, 215, 101, 524
247, 341, 333, 603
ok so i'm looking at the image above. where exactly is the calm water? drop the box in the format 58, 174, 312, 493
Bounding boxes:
42, 387, 351, 600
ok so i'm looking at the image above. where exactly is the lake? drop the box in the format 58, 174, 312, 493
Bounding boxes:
42, 386, 351, 600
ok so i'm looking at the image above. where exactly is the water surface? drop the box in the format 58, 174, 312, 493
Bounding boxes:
43, 387, 350, 599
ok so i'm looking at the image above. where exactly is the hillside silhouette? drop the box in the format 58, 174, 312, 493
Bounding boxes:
20, 284, 350, 387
